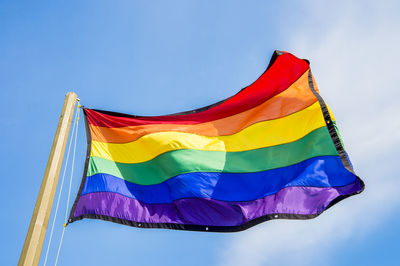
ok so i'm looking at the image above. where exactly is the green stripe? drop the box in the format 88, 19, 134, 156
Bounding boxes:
87, 126, 338, 185
333, 122, 346, 150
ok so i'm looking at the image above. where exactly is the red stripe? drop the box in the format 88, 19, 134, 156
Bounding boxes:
86, 53, 309, 128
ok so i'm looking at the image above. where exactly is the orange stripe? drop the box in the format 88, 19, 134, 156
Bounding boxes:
90, 70, 317, 143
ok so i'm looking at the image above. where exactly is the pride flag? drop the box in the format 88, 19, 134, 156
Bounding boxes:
68, 51, 364, 232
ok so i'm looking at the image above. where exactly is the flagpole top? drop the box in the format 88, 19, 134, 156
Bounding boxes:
65, 92, 78, 100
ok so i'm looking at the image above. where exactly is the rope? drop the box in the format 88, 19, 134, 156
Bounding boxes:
55, 104, 81, 266
43, 103, 79, 266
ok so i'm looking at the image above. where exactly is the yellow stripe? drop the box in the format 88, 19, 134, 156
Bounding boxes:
91, 102, 334, 164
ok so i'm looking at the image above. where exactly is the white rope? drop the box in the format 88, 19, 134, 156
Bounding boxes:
55, 104, 81, 266
43, 103, 79, 266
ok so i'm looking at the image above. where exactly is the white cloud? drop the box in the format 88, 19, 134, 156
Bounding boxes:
218, 1, 400, 265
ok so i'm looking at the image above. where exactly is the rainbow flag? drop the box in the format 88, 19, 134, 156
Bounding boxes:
68, 51, 364, 232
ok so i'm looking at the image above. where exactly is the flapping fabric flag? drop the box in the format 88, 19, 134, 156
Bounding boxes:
68, 51, 364, 232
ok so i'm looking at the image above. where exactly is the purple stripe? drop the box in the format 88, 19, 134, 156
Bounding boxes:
73, 179, 362, 227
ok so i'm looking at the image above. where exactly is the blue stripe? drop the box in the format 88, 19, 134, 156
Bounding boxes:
82, 156, 356, 204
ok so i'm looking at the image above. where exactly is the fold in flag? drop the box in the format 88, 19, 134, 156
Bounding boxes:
68, 51, 364, 232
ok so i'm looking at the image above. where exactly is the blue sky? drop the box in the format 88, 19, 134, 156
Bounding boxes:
1, 1, 400, 265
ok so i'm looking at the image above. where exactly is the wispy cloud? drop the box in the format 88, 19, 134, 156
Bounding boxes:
218, 1, 400, 265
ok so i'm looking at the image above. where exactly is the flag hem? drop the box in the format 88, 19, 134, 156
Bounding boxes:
68, 108, 93, 225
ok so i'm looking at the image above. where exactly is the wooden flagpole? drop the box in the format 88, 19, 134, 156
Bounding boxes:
18, 92, 78, 266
